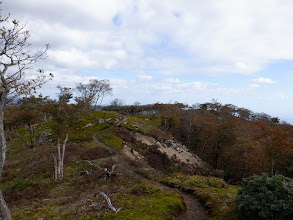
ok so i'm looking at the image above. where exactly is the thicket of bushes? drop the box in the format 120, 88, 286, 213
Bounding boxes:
236, 174, 293, 220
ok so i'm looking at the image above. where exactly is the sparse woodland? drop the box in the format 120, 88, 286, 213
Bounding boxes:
1, 97, 292, 219
0, 5, 293, 220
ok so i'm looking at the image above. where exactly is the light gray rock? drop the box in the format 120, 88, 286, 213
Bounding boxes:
155, 142, 162, 148
98, 119, 105, 123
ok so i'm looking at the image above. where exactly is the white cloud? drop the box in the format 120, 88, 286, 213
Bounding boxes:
251, 77, 277, 84
6, 0, 293, 77
164, 78, 181, 83
103, 78, 262, 105
2, 0, 293, 124
137, 74, 153, 80
280, 92, 289, 100
249, 84, 261, 88
235, 62, 248, 71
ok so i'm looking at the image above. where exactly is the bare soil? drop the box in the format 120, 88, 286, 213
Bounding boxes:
176, 191, 208, 220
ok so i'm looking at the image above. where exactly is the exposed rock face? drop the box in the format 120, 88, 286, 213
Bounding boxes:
133, 133, 212, 175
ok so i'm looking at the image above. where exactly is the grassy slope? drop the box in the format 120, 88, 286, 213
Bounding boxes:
3, 111, 240, 219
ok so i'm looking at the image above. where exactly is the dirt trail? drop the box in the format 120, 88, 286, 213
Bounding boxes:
176, 191, 208, 220
93, 124, 208, 220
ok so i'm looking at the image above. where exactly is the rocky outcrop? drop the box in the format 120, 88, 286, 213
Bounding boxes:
134, 133, 212, 175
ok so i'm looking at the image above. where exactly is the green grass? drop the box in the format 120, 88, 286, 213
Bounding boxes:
65, 111, 123, 142
135, 168, 155, 180
121, 116, 153, 134
98, 128, 123, 149
130, 182, 162, 195
69, 121, 110, 142
87, 111, 122, 120
5, 178, 37, 194
12, 183, 184, 220
86, 191, 185, 220
161, 173, 227, 189
13, 207, 60, 220
161, 173, 241, 220
136, 115, 161, 127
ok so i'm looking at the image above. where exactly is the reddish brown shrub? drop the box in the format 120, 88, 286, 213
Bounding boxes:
80, 147, 111, 160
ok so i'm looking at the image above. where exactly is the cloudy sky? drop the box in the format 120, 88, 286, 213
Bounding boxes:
2, 0, 293, 123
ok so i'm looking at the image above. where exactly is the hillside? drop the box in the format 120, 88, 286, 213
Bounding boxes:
2, 110, 241, 219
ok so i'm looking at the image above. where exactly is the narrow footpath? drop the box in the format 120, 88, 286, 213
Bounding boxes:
176, 191, 208, 220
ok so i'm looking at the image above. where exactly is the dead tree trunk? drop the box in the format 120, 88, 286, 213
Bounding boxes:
29, 123, 36, 148
100, 192, 122, 213
0, 110, 13, 220
82, 160, 117, 180
0, 189, 12, 220
54, 132, 68, 179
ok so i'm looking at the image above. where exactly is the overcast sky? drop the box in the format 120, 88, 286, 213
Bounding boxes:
2, 0, 293, 123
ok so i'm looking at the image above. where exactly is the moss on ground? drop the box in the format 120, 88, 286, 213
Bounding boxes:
64, 111, 123, 143
85, 191, 184, 220
98, 128, 123, 150
135, 168, 155, 180
136, 115, 161, 127
121, 116, 153, 135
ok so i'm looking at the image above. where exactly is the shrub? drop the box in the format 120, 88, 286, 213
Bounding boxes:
131, 182, 162, 195
80, 146, 111, 160
162, 173, 227, 189
236, 174, 293, 220
135, 168, 154, 180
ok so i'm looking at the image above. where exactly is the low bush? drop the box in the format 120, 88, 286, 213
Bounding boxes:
161, 173, 227, 189
131, 182, 162, 195
80, 147, 111, 160
135, 168, 154, 180
236, 174, 293, 220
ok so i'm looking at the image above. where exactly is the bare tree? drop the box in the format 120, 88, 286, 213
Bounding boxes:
52, 86, 77, 179
75, 79, 112, 110
57, 85, 73, 104
134, 101, 140, 106
110, 98, 124, 107
0, 10, 52, 219
53, 132, 68, 179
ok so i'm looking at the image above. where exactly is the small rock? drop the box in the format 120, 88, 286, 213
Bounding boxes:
155, 142, 162, 148
98, 119, 105, 123
165, 140, 173, 147
84, 123, 94, 128
157, 137, 163, 142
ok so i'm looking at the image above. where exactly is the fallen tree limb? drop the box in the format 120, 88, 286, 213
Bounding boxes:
79, 160, 117, 180
100, 192, 122, 213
